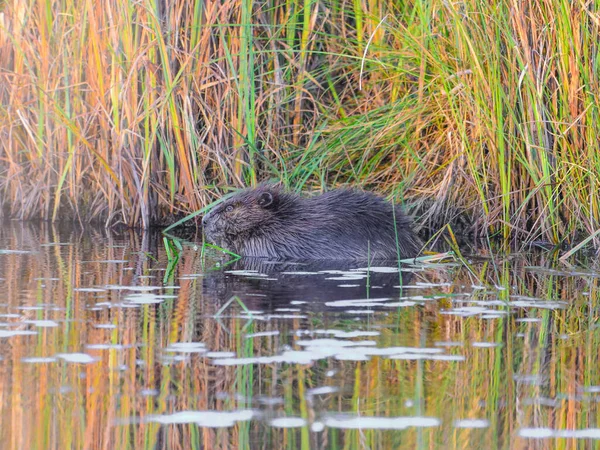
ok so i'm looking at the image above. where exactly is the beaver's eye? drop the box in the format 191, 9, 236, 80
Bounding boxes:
224, 205, 234, 213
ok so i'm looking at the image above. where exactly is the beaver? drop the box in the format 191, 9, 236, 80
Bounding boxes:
201, 185, 421, 260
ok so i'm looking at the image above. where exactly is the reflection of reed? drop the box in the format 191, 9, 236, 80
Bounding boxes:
0, 223, 599, 448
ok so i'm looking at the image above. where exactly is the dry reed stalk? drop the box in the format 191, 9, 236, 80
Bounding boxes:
0, 0, 599, 244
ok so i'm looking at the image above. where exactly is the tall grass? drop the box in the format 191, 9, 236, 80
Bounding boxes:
1, 0, 600, 243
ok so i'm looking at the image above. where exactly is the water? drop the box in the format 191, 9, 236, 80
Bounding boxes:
1, 222, 599, 449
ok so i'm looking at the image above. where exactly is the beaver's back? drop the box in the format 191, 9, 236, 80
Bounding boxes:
278, 190, 419, 259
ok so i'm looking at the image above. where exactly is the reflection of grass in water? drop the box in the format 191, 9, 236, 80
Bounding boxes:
215, 296, 253, 319
3, 225, 600, 447
236, 313, 253, 449
162, 237, 181, 284
161, 233, 241, 282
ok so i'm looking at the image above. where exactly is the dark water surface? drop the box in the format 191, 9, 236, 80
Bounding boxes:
1, 222, 599, 449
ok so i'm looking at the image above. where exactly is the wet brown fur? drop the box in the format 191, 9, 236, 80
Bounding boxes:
202, 185, 421, 260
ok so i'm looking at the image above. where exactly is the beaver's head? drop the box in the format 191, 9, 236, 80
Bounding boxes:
202, 185, 282, 250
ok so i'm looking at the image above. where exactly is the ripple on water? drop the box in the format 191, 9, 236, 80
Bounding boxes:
212, 342, 460, 366
354, 266, 400, 273
519, 428, 600, 439
105, 285, 163, 291
146, 410, 256, 427
325, 298, 391, 307
326, 275, 367, 281
435, 341, 464, 347
311, 422, 325, 432
86, 344, 130, 350
0, 330, 37, 337
124, 293, 178, 304
322, 415, 441, 430
296, 338, 378, 347
510, 300, 567, 309
164, 342, 206, 353
306, 386, 338, 396
269, 417, 307, 428
390, 354, 465, 361
471, 342, 502, 348
454, 419, 490, 428
245, 331, 280, 338
313, 330, 380, 338
280, 271, 319, 275
56, 353, 98, 364
205, 351, 236, 358
441, 306, 496, 316
225, 270, 268, 277
74, 287, 106, 292
23, 320, 59, 327
21, 356, 58, 363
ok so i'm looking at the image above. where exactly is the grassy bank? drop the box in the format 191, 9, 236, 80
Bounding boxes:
1, 0, 599, 244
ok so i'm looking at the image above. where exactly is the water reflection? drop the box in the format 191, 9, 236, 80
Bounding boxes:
203, 257, 415, 311
0, 222, 599, 449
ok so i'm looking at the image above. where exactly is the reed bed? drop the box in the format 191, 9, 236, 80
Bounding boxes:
1, 0, 600, 244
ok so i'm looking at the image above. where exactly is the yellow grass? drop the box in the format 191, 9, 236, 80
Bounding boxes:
1, 0, 600, 245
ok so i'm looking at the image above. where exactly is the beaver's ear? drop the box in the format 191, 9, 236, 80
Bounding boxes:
258, 191, 274, 208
